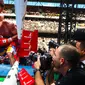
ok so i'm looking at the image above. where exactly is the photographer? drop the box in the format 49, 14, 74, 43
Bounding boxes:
34, 44, 85, 85
34, 40, 62, 85
45, 40, 62, 85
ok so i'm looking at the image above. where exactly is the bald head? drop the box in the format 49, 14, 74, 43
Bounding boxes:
58, 45, 80, 60
57, 45, 80, 66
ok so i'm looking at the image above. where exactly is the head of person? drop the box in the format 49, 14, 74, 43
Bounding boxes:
52, 45, 80, 71
0, 0, 4, 13
76, 41, 85, 58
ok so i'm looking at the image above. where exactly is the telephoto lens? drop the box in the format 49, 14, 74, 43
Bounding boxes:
29, 51, 52, 71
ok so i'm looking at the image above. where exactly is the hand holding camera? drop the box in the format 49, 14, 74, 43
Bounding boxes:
34, 56, 41, 70
29, 51, 52, 71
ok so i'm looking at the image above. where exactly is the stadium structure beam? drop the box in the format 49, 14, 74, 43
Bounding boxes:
57, 0, 76, 44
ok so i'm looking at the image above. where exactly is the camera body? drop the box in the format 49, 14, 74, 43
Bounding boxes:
48, 40, 59, 49
29, 52, 52, 71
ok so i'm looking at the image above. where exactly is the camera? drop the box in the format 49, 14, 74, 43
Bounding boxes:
29, 52, 52, 71
48, 40, 59, 49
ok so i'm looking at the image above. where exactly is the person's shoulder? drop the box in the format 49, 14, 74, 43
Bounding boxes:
68, 68, 85, 77
56, 70, 85, 85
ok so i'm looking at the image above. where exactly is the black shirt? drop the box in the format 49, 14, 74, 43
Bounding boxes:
56, 67, 85, 85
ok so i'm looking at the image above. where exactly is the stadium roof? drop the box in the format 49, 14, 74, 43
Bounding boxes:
28, 0, 85, 4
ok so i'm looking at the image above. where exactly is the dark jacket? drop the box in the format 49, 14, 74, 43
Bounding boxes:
56, 67, 85, 85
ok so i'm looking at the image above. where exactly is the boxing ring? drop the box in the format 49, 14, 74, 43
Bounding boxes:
0, 0, 38, 85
